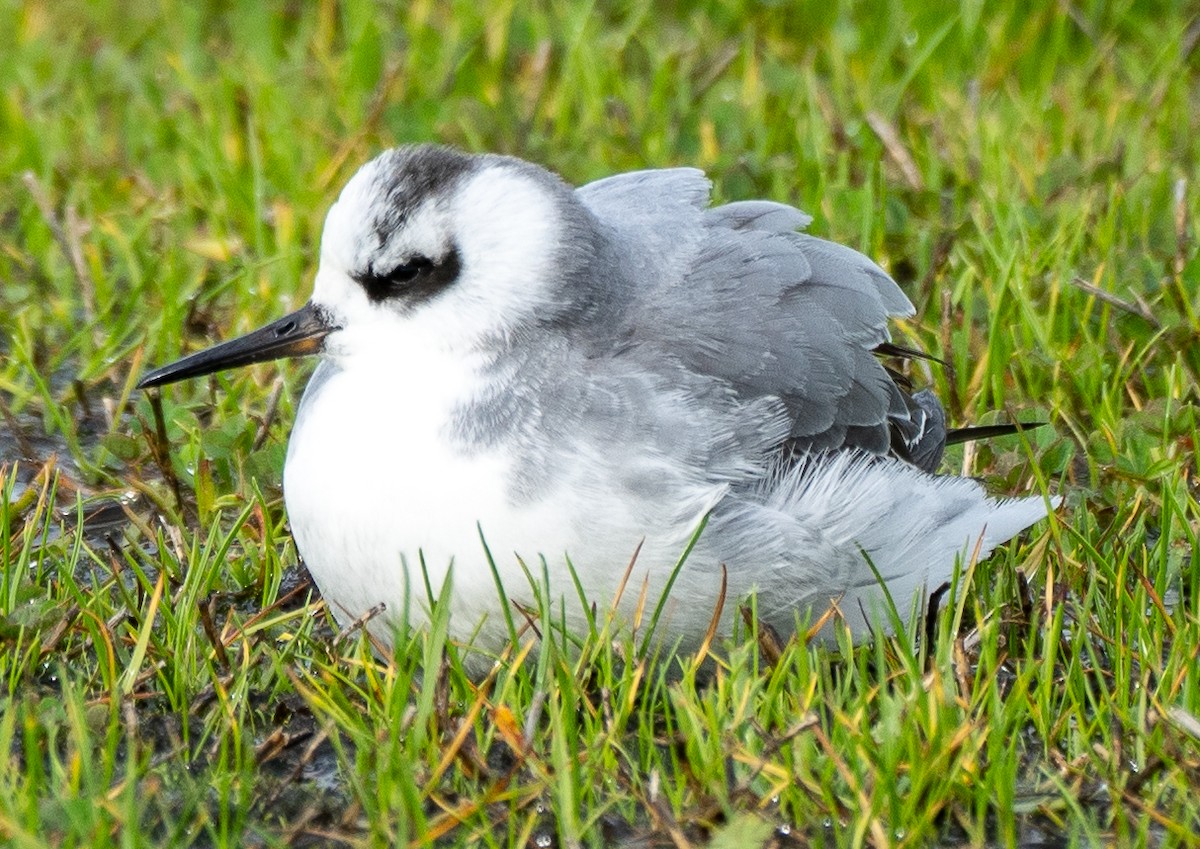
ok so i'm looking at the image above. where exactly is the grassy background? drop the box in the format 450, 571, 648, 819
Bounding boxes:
2, 0, 1199, 846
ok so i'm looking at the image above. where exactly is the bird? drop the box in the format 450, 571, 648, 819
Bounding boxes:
139, 144, 1058, 661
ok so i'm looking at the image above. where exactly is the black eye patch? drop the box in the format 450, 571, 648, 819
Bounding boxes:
355, 249, 462, 306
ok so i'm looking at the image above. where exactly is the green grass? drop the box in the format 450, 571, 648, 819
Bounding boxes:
2, 0, 1199, 846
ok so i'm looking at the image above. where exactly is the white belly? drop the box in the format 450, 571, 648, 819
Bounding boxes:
281, 350, 698, 650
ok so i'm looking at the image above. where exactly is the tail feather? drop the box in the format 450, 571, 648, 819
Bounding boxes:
945, 422, 1048, 445
715, 452, 1059, 642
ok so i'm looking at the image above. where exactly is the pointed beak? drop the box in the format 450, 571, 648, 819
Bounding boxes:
138, 302, 337, 390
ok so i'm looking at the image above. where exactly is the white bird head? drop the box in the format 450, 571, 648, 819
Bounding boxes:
138, 145, 594, 388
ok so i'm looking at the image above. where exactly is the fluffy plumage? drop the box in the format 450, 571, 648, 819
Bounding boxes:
148, 144, 1059, 659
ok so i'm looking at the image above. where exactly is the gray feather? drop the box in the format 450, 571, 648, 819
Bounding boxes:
902, 389, 948, 473
575, 169, 923, 465
707, 200, 812, 232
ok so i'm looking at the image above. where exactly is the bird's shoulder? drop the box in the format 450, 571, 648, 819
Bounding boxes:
576, 167, 713, 218
573, 166, 945, 467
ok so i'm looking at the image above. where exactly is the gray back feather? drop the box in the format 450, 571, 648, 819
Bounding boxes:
575, 169, 943, 465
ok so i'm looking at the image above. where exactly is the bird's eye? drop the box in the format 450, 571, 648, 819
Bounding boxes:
355, 247, 460, 306
384, 256, 433, 284
357, 255, 435, 303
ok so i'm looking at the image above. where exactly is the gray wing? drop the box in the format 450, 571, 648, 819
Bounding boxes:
576, 170, 947, 468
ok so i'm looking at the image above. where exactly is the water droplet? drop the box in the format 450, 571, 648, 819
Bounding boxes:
535, 834, 552, 848
904, 30, 918, 46
779, 824, 791, 835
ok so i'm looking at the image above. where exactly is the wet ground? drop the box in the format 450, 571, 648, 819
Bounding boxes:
0, 400, 1183, 848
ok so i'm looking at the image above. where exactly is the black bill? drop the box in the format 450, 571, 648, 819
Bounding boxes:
138, 302, 336, 389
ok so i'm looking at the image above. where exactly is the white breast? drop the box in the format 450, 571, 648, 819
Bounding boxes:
281, 336, 691, 649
